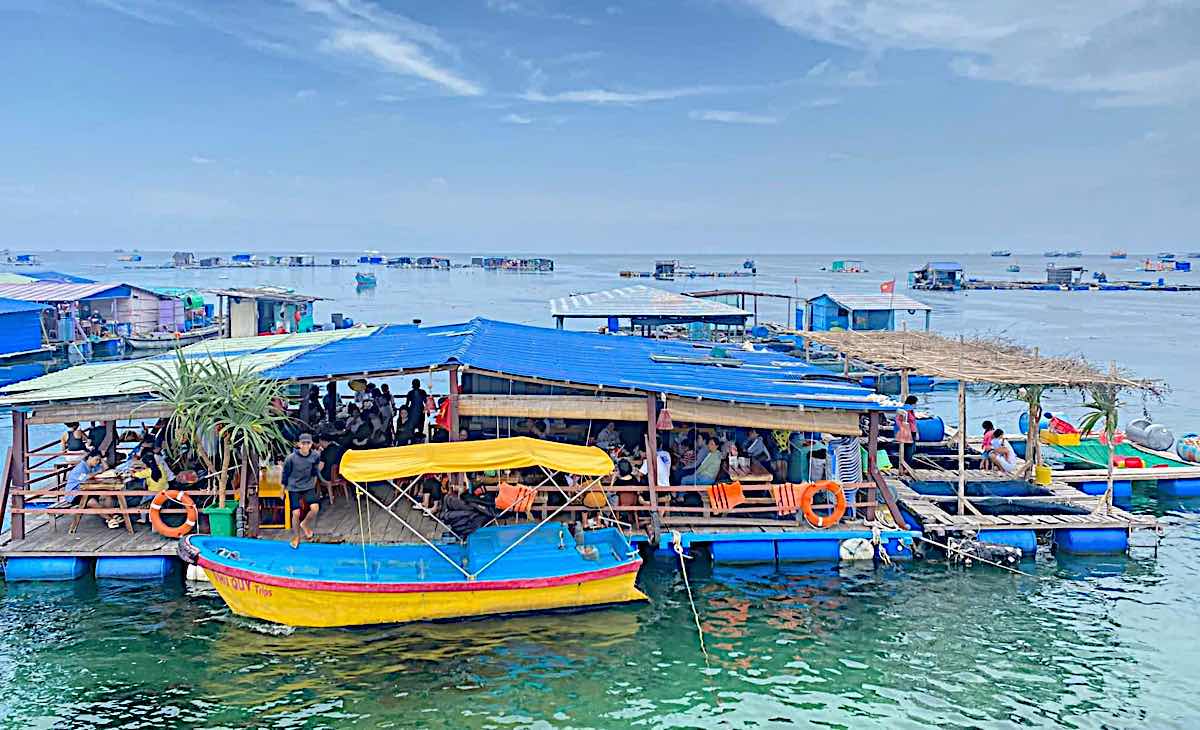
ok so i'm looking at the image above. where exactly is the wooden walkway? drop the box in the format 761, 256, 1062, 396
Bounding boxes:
889, 476, 1160, 536
0, 496, 443, 559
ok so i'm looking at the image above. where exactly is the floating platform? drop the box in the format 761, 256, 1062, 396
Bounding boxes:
893, 470, 1159, 555
947, 279, 1200, 293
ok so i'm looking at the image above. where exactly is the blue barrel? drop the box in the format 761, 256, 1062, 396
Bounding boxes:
881, 536, 914, 561
776, 539, 840, 562
978, 529, 1037, 556
1157, 478, 1200, 497
915, 416, 945, 442
5, 557, 90, 582
95, 556, 181, 580
710, 540, 777, 564
1054, 528, 1128, 555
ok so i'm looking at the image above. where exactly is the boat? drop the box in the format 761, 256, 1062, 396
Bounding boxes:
1044, 250, 1065, 258
829, 259, 867, 273
1110, 249, 1127, 259
125, 324, 221, 351
355, 271, 377, 287
179, 438, 646, 627
1064, 250, 1082, 258
117, 254, 142, 262
1157, 252, 1176, 261
990, 250, 1012, 257
743, 258, 756, 269
1006, 264, 1021, 273
1188, 253, 1200, 259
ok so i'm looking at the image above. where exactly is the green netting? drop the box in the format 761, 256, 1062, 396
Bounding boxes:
1049, 439, 1191, 469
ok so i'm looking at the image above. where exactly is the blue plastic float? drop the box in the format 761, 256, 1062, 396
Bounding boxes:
1054, 528, 1128, 555
1157, 478, 1200, 498
977, 529, 1037, 556
95, 556, 181, 580
1074, 479, 1133, 501
4, 557, 91, 582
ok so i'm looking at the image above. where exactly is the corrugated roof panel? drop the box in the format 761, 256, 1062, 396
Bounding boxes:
813, 293, 932, 312
550, 285, 750, 319
0, 297, 50, 315
0, 282, 127, 302
260, 324, 472, 380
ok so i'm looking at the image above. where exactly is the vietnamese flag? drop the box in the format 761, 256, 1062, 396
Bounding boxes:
880, 279, 896, 294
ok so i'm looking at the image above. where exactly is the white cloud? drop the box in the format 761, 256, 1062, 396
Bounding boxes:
190, 155, 215, 165
295, 88, 318, 99
801, 97, 840, 108
689, 109, 780, 125
502, 113, 534, 124
375, 93, 406, 103
485, 0, 593, 26
427, 177, 449, 193
805, 58, 832, 77
522, 85, 726, 105
739, 0, 1200, 106
322, 29, 483, 96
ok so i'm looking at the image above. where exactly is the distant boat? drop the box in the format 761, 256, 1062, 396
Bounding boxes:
1064, 250, 1082, 258
742, 258, 756, 270
117, 254, 142, 262
1044, 250, 1065, 258
1006, 264, 1021, 273
991, 250, 1012, 257
1157, 252, 1176, 261
829, 259, 867, 273
1110, 249, 1127, 259
355, 271, 377, 287
125, 324, 221, 351
1188, 252, 1200, 259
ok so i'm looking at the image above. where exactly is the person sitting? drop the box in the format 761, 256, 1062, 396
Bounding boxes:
64, 449, 112, 529
596, 422, 621, 452
344, 404, 371, 449
127, 437, 174, 524
988, 429, 1020, 474
980, 420, 996, 470
680, 437, 723, 486
61, 422, 91, 453
744, 429, 771, 471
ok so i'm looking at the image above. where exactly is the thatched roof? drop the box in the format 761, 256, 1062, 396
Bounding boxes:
802, 330, 1154, 389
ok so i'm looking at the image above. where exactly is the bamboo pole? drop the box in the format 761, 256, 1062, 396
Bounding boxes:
957, 379, 967, 515
11, 411, 27, 540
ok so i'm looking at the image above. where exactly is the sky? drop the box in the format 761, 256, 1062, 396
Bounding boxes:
1, 0, 1198, 254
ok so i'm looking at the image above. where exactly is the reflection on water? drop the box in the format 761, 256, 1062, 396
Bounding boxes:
2, 543, 1200, 728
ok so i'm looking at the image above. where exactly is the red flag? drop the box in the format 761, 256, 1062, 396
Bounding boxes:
880, 279, 896, 294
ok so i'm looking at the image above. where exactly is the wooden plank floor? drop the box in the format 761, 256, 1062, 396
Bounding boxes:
0, 513, 176, 557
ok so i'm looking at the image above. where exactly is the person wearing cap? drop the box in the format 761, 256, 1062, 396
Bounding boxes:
282, 433, 324, 548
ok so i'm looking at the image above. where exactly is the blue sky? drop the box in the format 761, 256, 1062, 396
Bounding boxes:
1, 0, 1197, 253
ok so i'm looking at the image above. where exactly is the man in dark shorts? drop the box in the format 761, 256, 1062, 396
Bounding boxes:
282, 433, 324, 548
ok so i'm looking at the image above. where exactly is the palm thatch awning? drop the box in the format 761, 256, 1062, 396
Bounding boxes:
802, 330, 1155, 389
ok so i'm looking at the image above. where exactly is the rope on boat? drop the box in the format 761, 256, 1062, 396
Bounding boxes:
916, 535, 1036, 577
355, 482, 369, 582
671, 530, 710, 665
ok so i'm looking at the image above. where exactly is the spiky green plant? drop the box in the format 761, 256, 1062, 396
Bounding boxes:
1078, 383, 1122, 510
135, 349, 289, 506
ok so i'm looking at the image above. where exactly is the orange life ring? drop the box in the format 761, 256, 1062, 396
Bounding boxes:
150, 489, 198, 538
800, 480, 846, 528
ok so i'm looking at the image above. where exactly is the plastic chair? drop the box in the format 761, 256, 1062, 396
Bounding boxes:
771, 483, 804, 516
706, 481, 745, 514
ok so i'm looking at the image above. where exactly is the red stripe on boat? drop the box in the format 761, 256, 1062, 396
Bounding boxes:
196, 556, 642, 594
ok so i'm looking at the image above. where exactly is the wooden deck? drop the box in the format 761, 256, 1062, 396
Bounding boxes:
890, 475, 1160, 536
0, 496, 444, 558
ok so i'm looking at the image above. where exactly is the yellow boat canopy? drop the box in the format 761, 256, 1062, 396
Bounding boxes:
339, 436, 615, 482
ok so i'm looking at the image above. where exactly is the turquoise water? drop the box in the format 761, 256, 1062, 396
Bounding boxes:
2, 252, 1200, 727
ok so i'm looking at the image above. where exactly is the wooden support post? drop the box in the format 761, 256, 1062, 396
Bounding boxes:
843, 353, 851, 377
899, 369, 910, 403
957, 379, 967, 515
645, 394, 660, 520
448, 366, 461, 441
865, 412, 879, 521
11, 410, 27, 541
244, 449, 261, 538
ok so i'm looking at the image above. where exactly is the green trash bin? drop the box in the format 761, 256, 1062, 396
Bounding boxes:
203, 500, 239, 537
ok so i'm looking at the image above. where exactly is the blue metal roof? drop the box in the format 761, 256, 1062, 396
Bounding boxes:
24, 271, 96, 284
262, 318, 884, 411
925, 261, 963, 270
0, 297, 50, 315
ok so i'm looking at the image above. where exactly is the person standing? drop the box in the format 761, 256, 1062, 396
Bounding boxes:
403, 378, 428, 440
282, 433, 324, 549
895, 395, 918, 468
323, 381, 340, 424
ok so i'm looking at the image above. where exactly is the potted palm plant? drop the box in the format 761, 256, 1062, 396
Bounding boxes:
1077, 383, 1121, 512
138, 350, 289, 535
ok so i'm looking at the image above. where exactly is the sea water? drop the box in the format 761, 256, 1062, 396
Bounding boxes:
1, 252, 1198, 727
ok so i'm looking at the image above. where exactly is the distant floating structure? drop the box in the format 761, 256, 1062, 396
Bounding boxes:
1110, 249, 1127, 259
990, 250, 1012, 257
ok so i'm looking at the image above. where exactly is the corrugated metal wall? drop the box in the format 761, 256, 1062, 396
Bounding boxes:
0, 311, 44, 356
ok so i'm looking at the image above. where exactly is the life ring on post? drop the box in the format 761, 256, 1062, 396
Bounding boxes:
150, 489, 198, 538
800, 480, 846, 528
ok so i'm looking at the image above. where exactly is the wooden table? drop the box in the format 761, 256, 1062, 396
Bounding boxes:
728, 461, 774, 484
69, 469, 134, 534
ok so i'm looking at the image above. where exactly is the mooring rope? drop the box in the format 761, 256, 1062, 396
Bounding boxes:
671, 530, 710, 663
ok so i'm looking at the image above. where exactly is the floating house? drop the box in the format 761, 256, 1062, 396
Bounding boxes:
209, 286, 323, 338
909, 261, 964, 291
416, 256, 450, 270
0, 298, 52, 361
387, 256, 414, 267
550, 285, 750, 336
5, 254, 41, 266
803, 293, 932, 332
829, 259, 867, 273
654, 260, 677, 280
172, 252, 196, 267
231, 253, 253, 264
0, 282, 182, 349
1046, 265, 1086, 286
286, 254, 316, 267
198, 256, 224, 268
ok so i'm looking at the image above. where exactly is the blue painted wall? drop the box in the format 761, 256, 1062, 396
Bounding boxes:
0, 310, 44, 356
